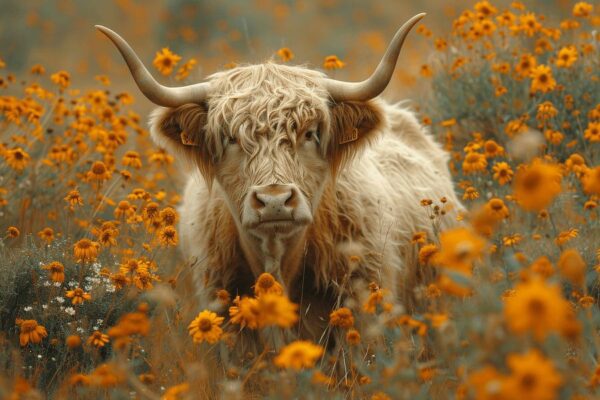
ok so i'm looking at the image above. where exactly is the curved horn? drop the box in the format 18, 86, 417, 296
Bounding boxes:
323, 13, 425, 102
95, 25, 211, 107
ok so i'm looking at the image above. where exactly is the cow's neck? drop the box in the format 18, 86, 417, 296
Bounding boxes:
237, 227, 309, 289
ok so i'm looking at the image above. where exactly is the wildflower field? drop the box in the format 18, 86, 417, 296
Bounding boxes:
1, 1, 599, 399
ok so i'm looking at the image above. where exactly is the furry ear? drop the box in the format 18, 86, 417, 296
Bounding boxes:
327, 100, 384, 174
149, 102, 214, 181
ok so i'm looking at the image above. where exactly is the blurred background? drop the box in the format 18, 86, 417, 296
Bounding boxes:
1, 0, 573, 116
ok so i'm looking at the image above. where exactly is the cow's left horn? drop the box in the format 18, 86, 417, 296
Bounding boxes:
95, 25, 211, 107
322, 13, 425, 102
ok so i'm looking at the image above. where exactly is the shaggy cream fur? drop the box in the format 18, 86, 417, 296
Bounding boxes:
149, 62, 463, 338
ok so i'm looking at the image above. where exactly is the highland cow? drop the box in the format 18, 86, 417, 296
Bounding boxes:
97, 14, 463, 340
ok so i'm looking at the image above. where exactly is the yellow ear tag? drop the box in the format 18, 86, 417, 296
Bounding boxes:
180, 130, 196, 146
339, 127, 359, 144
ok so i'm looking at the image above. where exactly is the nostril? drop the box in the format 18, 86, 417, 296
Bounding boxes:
250, 191, 266, 210
284, 188, 298, 208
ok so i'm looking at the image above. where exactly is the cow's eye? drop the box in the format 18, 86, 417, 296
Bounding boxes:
226, 136, 237, 145
305, 130, 320, 144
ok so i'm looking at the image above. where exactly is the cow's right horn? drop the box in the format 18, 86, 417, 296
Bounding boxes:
95, 25, 211, 107
323, 13, 425, 102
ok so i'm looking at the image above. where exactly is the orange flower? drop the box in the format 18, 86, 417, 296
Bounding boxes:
584, 122, 600, 142
64, 189, 83, 209
555, 46, 578, 68
530, 65, 556, 93
582, 166, 600, 195
433, 228, 486, 275
273, 340, 324, 370
257, 293, 298, 328
188, 310, 224, 344
66, 288, 92, 305
462, 152, 487, 174
573, 2, 593, 17
276, 47, 294, 62
323, 55, 345, 70
4, 147, 30, 171
87, 331, 110, 348
329, 307, 354, 329
121, 151, 142, 169
345, 328, 361, 345
557, 249, 586, 286
18, 319, 48, 346
73, 238, 99, 263
7, 226, 20, 238
87, 161, 111, 181
513, 161, 562, 211
153, 48, 182, 76
502, 349, 563, 399
50, 70, 70, 88
37, 227, 55, 244
504, 278, 571, 341
419, 244, 439, 265
254, 272, 284, 296
229, 296, 260, 329
42, 261, 65, 283
492, 162, 513, 185
158, 226, 178, 247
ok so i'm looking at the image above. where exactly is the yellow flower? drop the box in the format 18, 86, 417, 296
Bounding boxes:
329, 307, 354, 329
153, 48, 182, 76
483, 140, 504, 158
188, 310, 224, 344
502, 349, 563, 400
162, 382, 190, 400
229, 296, 260, 329
584, 121, 600, 142
66, 288, 92, 305
513, 161, 561, 211
7, 226, 20, 238
504, 278, 571, 341
530, 65, 556, 93
42, 261, 65, 283
160, 207, 178, 226
37, 227, 54, 244
536, 101, 558, 122
73, 238, 99, 263
87, 161, 111, 181
276, 47, 294, 62
87, 331, 110, 348
64, 189, 83, 209
462, 152, 487, 174
346, 328, 361, 345
492, 162, 514, 185
544, 129, 564, 145
253, 272, 284, 297
50, 70, 70, 88
4, 147, 30, 171
158, 226, 178, 247
555, 46, 578, 68
517, 13, 541, 37
419, 244, 439, 265
467, 365, 504, 400
582, 166, 600, 195
503, 234, 522, 247
557, 248, 586, 286
411, 231, 427, 244
433, 228, 486, 275
529, 256, 554, 278
65, 335, 82, 349
573, 2, 594, 17
555, 228, 578, 245
323, 55, 345, 70
462, 186, 479, 201
257, 293, 298, 328
122, 151, 142, 169
273, 340, 324, 370
175, 58, 197, 81
18, 319, 48, 346
514, 54, 537, 78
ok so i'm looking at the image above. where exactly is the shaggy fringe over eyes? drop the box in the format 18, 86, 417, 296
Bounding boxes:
205, 63, 332, 157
